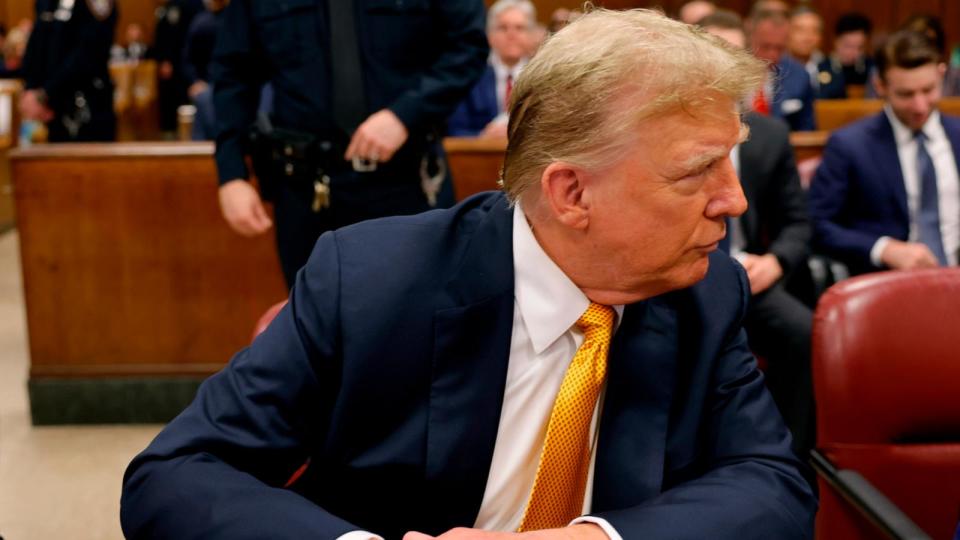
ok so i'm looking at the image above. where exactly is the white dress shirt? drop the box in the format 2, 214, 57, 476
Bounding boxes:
490, 53, 526, 116
870, 107, 960, 266
341, 204, 625, 540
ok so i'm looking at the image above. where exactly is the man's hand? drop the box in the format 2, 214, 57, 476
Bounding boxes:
880, 240, 940, 270
344, 109, 409, 163
740, 253, 783, 295
19, 90, 54, 122
402, 524, 607, 540
218, 179, 273, 236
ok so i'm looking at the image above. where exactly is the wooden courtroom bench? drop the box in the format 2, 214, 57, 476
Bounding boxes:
445, 131, 830, 198
815, 97, 960, 131
12, 142, 287, 423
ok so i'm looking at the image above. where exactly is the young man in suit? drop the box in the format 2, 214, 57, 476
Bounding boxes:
810, 30, 960, 275
748, 7, 817, 131
122, 10, 816, 540
447, 0, 535, 138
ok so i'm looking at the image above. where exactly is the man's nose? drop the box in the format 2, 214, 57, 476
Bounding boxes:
706, 160, 747, 218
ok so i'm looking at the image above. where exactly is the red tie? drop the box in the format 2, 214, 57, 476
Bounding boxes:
505, 74, 513, 110
752, 87, 770, 115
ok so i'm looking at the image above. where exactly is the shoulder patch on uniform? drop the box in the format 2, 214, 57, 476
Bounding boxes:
86, 0, 114, 21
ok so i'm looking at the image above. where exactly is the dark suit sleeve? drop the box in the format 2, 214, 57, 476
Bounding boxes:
808, 132, 879, 267
596, 265, 816, 539
446, 99, 481, 137
764, 127, 811, 276
387, 0, 488, 134
210, 0, 266, 184
120, 233, 359, 539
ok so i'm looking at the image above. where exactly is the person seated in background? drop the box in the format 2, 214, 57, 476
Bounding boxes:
447, 0, 535, 138
702, 8, 816, 459
120, 9, 816, 540
0, 19, 30, 78
810, 31, 960, 275
747, 6, 817, 131
677, 0, 715, 25
900, 14, 960, 97
821, 13, 874, 98
787, 7, 842, 99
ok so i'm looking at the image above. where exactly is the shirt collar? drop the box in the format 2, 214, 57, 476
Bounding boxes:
512, 203, 623, 354
884, 104, 943, 145
490, 53, 527, 81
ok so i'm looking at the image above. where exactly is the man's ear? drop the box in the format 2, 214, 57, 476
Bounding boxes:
539, 161, 590, 229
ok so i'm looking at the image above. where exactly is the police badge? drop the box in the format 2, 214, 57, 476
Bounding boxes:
86, 0, 113, 21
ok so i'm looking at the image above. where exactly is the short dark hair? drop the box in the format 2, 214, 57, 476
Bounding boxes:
835, 13, 871, 37
875, 30, 941, 80
698, 9, 744, 31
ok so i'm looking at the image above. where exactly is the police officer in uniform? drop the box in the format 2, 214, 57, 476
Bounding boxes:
20, 0, 117, 142
212, 0, 488, 287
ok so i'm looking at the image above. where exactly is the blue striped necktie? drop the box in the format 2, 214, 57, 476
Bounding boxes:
915, 131, 948, 266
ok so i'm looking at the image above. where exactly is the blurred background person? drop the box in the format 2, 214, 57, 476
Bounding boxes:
110, 22, 149, 63
447, 0, 534, 138
821, 12, 873, 98
702, 6, 817, 458
900, 14, 960, 97
153, 0, 202, 138
547, 7, 580, 34
678, 0, 715, 25
787, 6, 842, 99
0, 19, 31, 77
183, 0, 229, 140
748, 6, 816, 130
20, 0, 117, 142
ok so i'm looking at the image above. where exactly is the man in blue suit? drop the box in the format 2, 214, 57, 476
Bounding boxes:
748, 8, 816, 131
121, 10, 816, 540
810, 31, 960, 275
447, 0, 535, 138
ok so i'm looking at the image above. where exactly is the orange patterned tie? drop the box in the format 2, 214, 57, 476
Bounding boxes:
517, 303, 616, 531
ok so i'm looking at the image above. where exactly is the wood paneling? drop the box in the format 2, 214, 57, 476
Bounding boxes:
12, 142, 287, 378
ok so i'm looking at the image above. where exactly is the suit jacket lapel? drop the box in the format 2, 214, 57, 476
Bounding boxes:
872, 114, 910, 223
425, 195, 515, 532
592, 296, 678, 510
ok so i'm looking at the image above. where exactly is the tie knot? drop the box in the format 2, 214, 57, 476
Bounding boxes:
915, 130, 928, 143
576, 303, 615, 335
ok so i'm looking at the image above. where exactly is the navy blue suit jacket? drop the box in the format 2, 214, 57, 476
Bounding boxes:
447, 64, 499, 136
120, 192, 816, 539
772, 56, 816, 131
809, 112, 960, 274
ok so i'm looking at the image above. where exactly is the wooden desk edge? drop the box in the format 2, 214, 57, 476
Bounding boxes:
10, 141, 215, 160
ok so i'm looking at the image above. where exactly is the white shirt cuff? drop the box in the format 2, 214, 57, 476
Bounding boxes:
570, 516, 623, 540
870, 236, 892, 267
336, 531, 383, 540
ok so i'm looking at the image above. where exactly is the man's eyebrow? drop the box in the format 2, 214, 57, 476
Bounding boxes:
676, 147, 729, 172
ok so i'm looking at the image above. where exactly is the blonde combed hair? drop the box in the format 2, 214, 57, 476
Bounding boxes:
501, 8, 767, 201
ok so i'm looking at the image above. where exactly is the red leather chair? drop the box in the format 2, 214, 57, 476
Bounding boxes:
251, 300, 288, 342
812, 269, 960, 540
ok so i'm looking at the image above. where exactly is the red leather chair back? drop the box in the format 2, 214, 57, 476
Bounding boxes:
251, 300, 288, 342
812, 269, 960, 540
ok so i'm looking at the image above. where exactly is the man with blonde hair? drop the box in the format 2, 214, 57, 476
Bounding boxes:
122, 9, 817, 540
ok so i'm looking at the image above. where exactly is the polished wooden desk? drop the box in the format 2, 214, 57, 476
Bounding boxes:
12, 142, 286, 423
